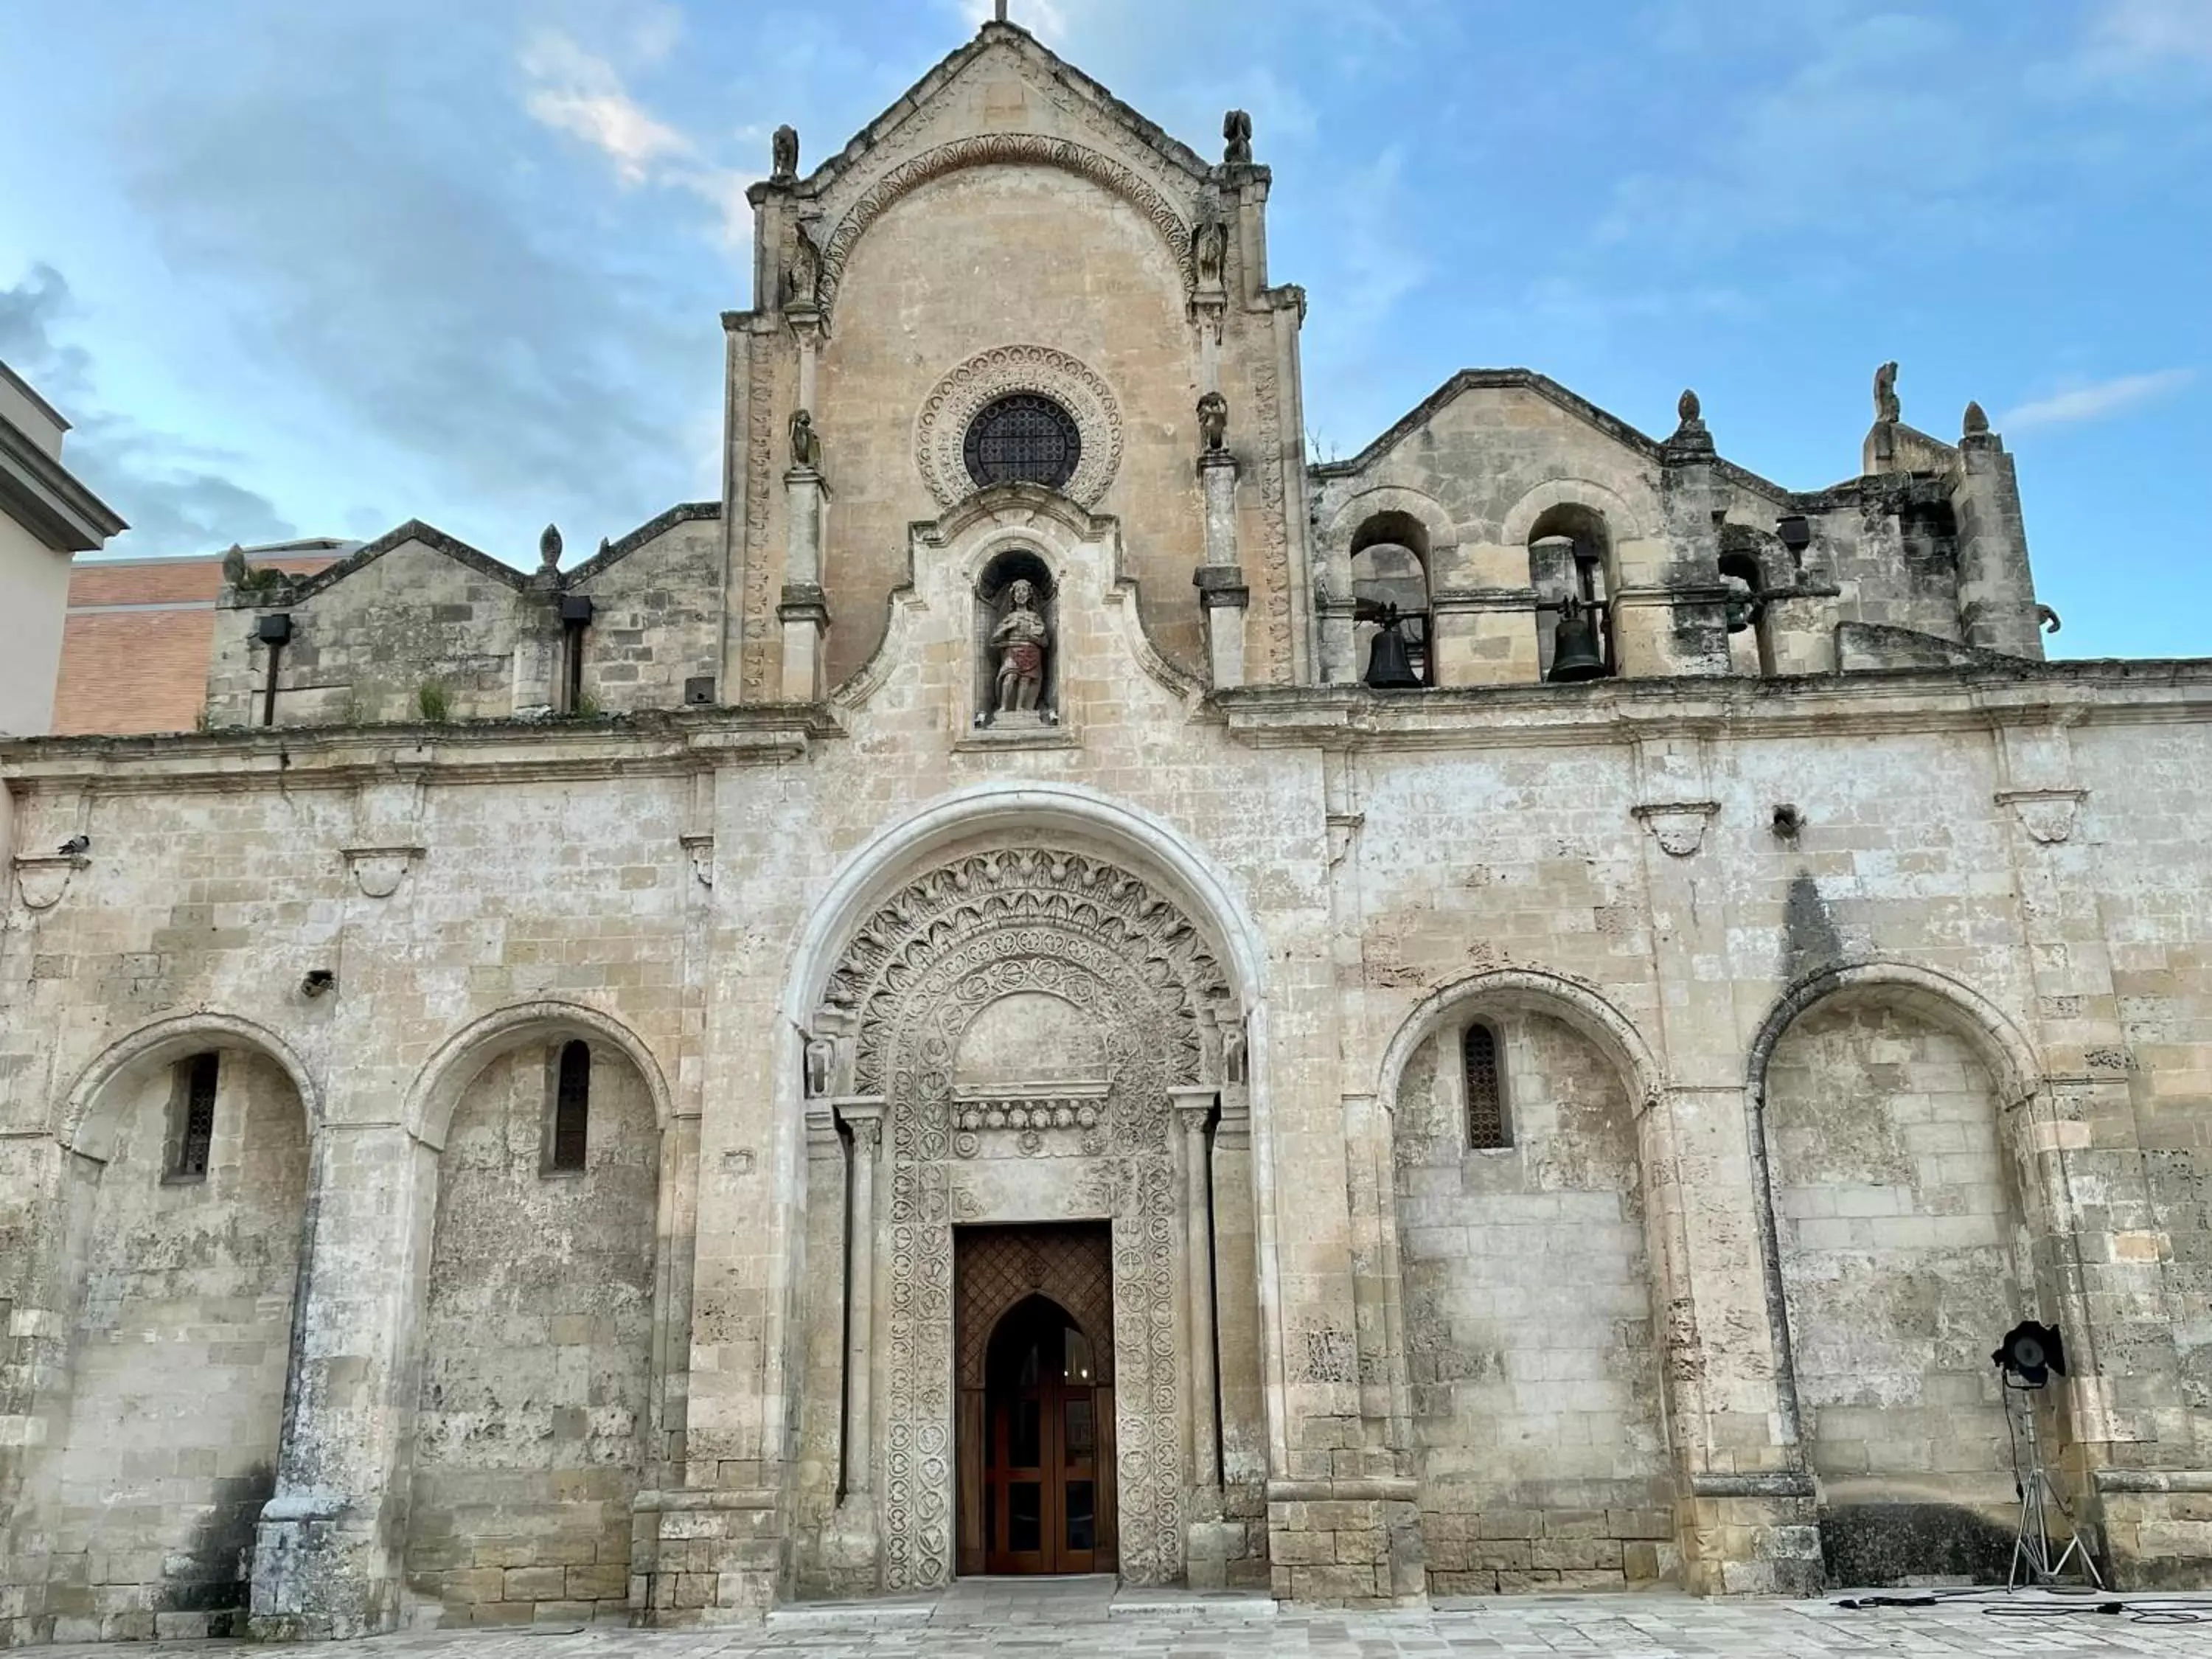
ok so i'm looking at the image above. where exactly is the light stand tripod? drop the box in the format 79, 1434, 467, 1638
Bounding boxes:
2005, 1377, 2101, 1590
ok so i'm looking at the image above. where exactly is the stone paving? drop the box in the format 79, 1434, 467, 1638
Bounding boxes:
35, 1580, 2212, 1659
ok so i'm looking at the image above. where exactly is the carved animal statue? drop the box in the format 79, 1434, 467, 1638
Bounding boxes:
1194, 220, 1228, 290
771, 124, 800, 182
790, 408, 822, 470
787, 225, 821, 308
1197, 392, 1229, 453
1874, 360, 1902, 423
1222, 109, 1253, 166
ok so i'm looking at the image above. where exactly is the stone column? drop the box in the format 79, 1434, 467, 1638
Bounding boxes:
1171, 1088, 1222, 1507
251, 1121, 439, 1639
1629, 737, 1822, 1596
1989, 721, 2203, 1583
1195, 451, 1250, 690
779, 468, 830, 703
835, 1100, 885, 1500
1952, 420, 2044, 659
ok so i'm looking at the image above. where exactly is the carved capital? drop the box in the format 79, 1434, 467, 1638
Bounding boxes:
679, 832, 714, 888
835, 1096, 887, 1153
1632, 801, 1720, 858
1169, 1085, 1218, 1134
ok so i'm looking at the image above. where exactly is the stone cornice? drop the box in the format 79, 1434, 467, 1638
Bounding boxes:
0, 409, 127, 552
1213, 659, 2212, 750
0, 706, 844, 791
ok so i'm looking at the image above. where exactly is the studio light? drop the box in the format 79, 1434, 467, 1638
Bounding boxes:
1994, 1320, 2067, 1389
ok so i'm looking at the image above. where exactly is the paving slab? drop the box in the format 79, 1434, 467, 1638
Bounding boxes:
33, 1586, 2212, 1658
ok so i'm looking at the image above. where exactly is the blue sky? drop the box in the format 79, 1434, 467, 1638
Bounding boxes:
1, 0, 2206, 658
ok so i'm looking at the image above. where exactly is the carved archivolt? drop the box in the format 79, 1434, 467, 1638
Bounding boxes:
914, 345, 1124, 511
824, 847, 1233, 1590
818, 133, 1194, 319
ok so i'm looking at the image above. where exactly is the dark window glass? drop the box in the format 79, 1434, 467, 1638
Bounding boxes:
1009, 1482, 1043, 1552
1465, 1023, 1508, 1150
1065, 1480, 1095, 1551
173, 1053, 218, 1178
1012, 1399, 1042, 1469
964, 394, 1081, 491
552, 1040, 591, 1172
1065, 1397, 1094, 1460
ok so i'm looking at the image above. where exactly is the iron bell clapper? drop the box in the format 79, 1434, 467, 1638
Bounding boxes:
1363, 619, 1422, 689
1548, 599, 1607, 683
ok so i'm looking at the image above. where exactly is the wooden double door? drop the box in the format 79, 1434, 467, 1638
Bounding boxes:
956, 1225, 1116, 1576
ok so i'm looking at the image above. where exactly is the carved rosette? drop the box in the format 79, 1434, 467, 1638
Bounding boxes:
914, 344, 1124, 510
824, 847, 1231, 1589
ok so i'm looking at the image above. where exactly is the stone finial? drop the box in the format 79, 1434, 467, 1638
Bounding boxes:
1964, 400, 1990, 437
1222, 109, 1253, 167
1666, 386, 1713, 456
771, 125, 799, 184
1197, 391, 1228, 453
539, 524, 563, 571
1874, 360, 1901, 424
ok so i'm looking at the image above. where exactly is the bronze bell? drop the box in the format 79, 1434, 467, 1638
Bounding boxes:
1363, 612, 1423, 689
1548, 597, 1608, 683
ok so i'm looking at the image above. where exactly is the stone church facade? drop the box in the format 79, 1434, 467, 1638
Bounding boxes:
4, 16, 2211, 1644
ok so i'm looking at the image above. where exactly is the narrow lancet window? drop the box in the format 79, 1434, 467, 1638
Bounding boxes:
1464, 1023, 1508, 1150
171, 1051, 219, 1179
551, 1040, 591, 1172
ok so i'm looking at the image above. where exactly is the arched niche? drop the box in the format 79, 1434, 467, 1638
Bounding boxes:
1745, 964, 2045, 1585
1349, 509, 1435, 686
1378, 971, 1675, 1592
1526, 501, 1618, 679
810, 838, 1241, 1593
397, 1003, 672, 1627
35, 1026, 313, 1637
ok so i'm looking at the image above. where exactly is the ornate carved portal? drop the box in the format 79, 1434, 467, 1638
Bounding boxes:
819, 846, 1237, 1590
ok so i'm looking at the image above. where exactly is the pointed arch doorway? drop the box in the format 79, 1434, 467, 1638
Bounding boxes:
956, 1224, 1117, 1576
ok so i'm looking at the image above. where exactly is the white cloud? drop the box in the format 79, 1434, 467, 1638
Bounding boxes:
2000, 369, 2195, 430
518, 29, 754, 248
521, 32, 689, 184
2094, 0, 2212, 66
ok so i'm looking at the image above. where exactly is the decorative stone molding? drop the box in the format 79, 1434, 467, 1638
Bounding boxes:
341, 844, 424, 899
822, 844, 1236, 1590
818, 134, 1192, 320
1632, 800, 1720, 858
13, 852, 87, 912
1997, 787, 2087, 846
914, 344, 1124, 510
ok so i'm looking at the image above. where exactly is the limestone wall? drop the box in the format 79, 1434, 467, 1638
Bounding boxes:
1394, 1015, 1674, 1593
11, 1050, 307, 1642
402, 1043, 659, 1627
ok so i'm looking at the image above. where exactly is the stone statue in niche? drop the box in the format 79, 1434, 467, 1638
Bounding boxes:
786, 224, 821, 309
804, 1032, 834, 1098
1222, 109, 1253, 166
771, 124, 799, 182
789, 408, 821, 470
1197, 391, 1228, 453
1220, 1018, 1247, 1085
990, 578, 1051, 719
1194, 219, 1228, 291
1874, 360, 1901, 424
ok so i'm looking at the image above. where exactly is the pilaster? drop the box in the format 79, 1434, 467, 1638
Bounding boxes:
1953, 418, 2045, 659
